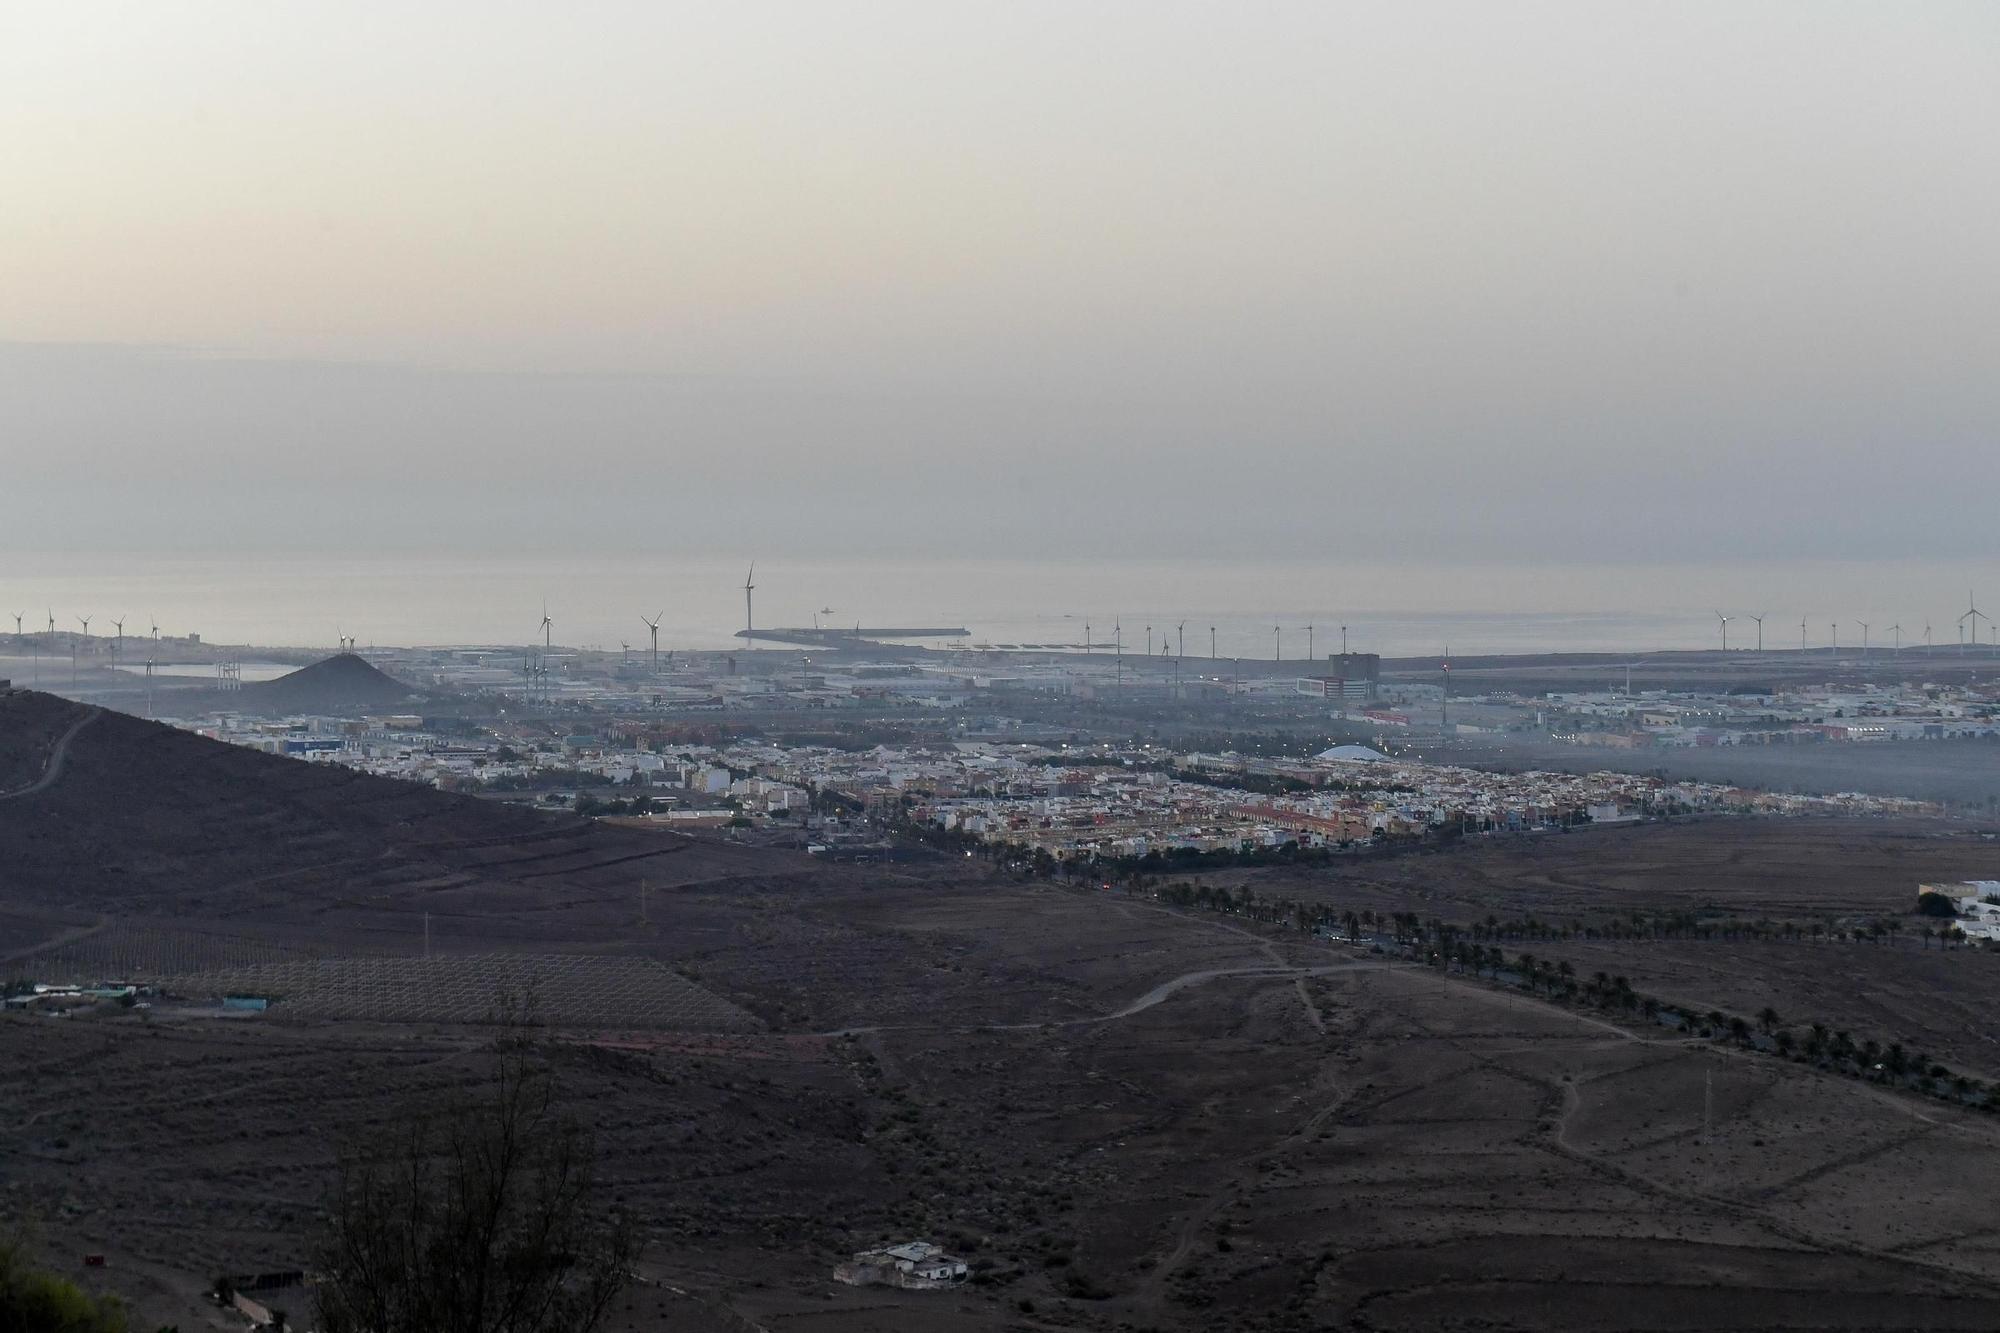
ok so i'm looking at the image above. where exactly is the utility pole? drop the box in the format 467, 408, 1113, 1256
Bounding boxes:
1441, 648, 1451, 733
1703, 1066, 1713, 1145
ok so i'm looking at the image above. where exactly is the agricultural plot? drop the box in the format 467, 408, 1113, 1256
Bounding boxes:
17, 920, 323, 982
160, 954, 762, 1031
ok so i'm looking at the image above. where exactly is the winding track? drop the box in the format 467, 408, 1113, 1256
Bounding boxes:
0, 705, 100, 802
819, 960, 1388, 1038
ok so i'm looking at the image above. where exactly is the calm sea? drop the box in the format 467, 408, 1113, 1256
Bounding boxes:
0, 552, 1988, 659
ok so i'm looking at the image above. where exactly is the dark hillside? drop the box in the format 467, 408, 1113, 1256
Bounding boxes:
0, 690, 795, 945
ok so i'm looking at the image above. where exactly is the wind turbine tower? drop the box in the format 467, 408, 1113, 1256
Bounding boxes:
1714, 612, 1731, 653
1961, 592, 1986, 658
1889, 623, 1902, 654
743, 564, 756, 649
1177, 621, 1185, 659
1856, 621, 1870, 658
642, 613, 662, 673
1799, 617, 1808, 654
1748, 613, 1764, 653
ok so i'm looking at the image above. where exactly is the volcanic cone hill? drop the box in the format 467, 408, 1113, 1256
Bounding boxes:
0, 688, 790, 939
244, 651, 419, 713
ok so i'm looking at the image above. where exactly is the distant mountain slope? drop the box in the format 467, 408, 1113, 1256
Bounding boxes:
0, 690, 791, 945
243, 652, 419, 713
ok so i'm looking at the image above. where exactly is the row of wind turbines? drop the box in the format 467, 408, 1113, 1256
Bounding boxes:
1713, 593, 1993, 656
8, 612, 164, 652
1075, 619, 1358, 661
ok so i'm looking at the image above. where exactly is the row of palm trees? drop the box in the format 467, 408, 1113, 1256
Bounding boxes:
1430, 942, 1990, 1108
1454, 911, 1980, 950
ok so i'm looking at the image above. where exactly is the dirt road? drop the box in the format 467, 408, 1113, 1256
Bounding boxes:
0, 705, 99, 802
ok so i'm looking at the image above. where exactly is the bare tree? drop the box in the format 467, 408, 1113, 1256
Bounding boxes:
313, 1008, 635, 1333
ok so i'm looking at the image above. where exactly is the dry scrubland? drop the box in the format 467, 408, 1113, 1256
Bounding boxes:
7, 692, 2000, 1329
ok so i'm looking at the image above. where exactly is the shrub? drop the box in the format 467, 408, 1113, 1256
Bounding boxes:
0, 1231, 129, 1333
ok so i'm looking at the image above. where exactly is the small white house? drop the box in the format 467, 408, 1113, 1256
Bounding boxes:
836, 1239, 969, 1289
1920, 881, 2000, 939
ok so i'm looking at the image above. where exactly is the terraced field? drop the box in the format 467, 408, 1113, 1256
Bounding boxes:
161, 954, 761, 1030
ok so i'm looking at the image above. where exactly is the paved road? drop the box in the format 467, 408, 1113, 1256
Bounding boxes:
0, 705, 100, 802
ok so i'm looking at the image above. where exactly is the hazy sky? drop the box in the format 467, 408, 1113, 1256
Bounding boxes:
3, 2, 1997, 577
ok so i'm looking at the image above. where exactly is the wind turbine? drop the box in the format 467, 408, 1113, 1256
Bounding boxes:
642, 613, 662, 673
1177, 621, 1185, 659
9, 613, 19, 637
1307, 623, 1314, 660
540, 602, 553, 652
45, 610, 55, 638
1747, 613, 1765, 653
1799, 616, 1808, 654
1830, 623, 1837, 656
111, 617, 124, 654
1714, 612, 1731, 653
1889, 623, 1902, 654
620, 640, 630, 666
1924, 622, 1932, 650
1273, 625, 1282, 661
77, 614, 91, 647
1146, 625, 1153, 657
1210, 625, 1218, 659
1960, 591, 1986, 658
1084, 622, 1091, 655
1856, 621, 1870, 658
742, 564, 756, 648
